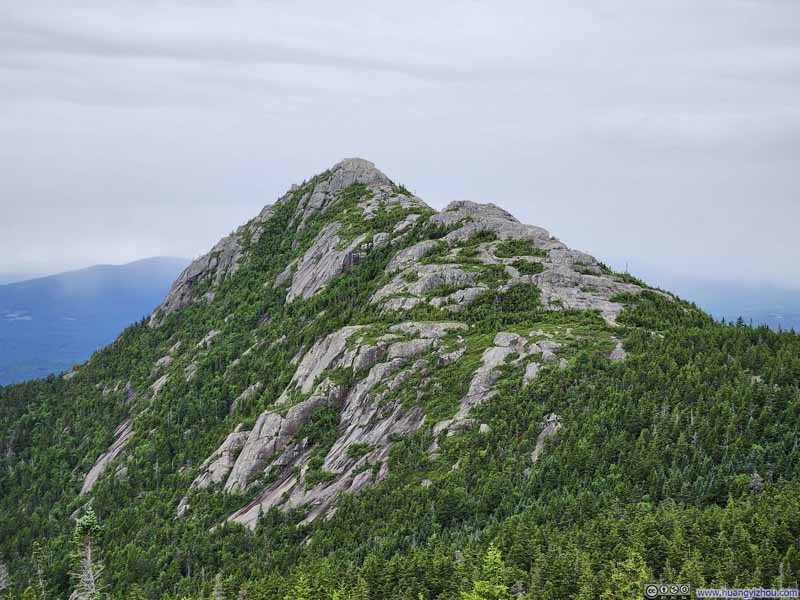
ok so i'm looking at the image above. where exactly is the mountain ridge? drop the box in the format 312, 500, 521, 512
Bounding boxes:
1, 158, 798, 599
123, 157, 655, 526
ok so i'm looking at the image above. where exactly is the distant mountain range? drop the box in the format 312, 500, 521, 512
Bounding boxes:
0, 257, 189, 385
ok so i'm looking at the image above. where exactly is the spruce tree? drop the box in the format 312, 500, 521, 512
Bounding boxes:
69, 508, 106, 600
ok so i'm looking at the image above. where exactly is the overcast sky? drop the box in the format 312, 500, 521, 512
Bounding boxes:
1, 0, 798, 289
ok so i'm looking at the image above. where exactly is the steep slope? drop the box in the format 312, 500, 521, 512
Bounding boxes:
0, 257, 189, 385
1, 159, 799, 600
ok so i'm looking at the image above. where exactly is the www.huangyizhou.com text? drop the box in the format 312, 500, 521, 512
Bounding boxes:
644, 584, 800, 599
695, 589, 799, 598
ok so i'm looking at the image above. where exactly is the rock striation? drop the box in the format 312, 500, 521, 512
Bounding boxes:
80, 418, 133, 496
531, 413, 562, 464
217, 321, 467, 527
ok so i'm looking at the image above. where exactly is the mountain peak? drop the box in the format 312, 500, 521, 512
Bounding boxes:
141, 158, 658, 526
330, 157, 390, 184
152, 159, 650, 326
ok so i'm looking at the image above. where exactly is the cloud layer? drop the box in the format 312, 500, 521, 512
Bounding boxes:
1, 0, 798, 287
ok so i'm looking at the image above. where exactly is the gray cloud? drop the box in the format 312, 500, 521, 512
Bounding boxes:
1, 0, 798, 289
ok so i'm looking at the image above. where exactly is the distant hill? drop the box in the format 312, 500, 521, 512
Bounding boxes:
671, 279, 800, 331
0, 257, 189, 385
609, 264, 800, 332
0, 273, 40, 285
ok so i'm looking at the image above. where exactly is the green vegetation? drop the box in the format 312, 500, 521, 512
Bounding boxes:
615, 271, 648, 287
511, 259, 544, 275
0, 172, 798, 600
460, 230, 498, 247
346, 443, 372, 460
296, 405, 341, 489
493, 239, 548, 258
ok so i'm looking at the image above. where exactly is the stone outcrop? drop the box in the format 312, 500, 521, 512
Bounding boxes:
291, 158, 393, 230
370, 199, 653, 322
151, 232, 245, 324
80, 418, 133, 495
196, 329, 220, 349
434, 332, 532, 437
286, 224, 370, 302
609, 340, 627, 362
231, 382, 263, 413
177, 425, 250, 516
224, 390, 344, 494
150, 375, 168, 398
151, 158, 421, 324
431, 201, 556, 246
281, 160, 428, 302
203, 321, 466, 526
523, 362, 540, 385
275, 326, 365, 404
531, 413, 562, 464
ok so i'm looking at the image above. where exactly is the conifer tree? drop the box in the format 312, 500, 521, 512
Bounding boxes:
600, 552, 652, 600
69, 508, 106, 600
461, 545, 510, 600
284, 574, 313, 600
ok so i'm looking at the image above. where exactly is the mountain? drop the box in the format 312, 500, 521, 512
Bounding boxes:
0, 257, 190, 385
1, 159, 798, 599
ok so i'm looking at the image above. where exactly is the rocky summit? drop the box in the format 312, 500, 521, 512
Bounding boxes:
2, 158, 799, 599
144, 158, 650, 527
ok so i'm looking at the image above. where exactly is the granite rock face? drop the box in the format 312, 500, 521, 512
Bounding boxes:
151, 232, 244, 325
281, 160, 428, 302
80, 418, 133, 496
286, 224, 371, 302
609, 340, 628, 362
433, 331, 533, 437
531, 413, 562, 464
291, 158, 393, 230
199, 321, 467, 527
177, 425, 250, 516
371, 200, 647, 322
431, 201, 554, 246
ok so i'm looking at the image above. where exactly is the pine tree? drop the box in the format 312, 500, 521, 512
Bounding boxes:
575, 554, 596, 600
600, 552, 652, 600
351, 576, 370, 600
461, 545, 510, 600
127, 584, 147, 600
678, 550, 706, 588
284, 574, 313, 600
69, 508, 106, 600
